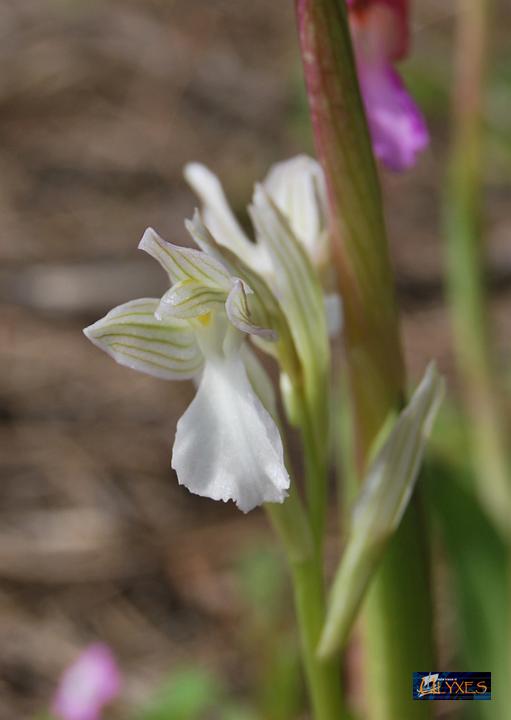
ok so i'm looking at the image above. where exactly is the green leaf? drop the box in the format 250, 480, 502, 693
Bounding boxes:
425, 460, 508, 720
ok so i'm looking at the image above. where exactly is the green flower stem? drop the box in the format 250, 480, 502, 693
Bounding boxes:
445, 0, 511, 537
253, 359, 340, 718
295, 1, 434, 717
290, 552, 344, 720
266, 489, 344, 720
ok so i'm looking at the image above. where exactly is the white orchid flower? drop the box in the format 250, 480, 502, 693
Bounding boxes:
184, 154, 330, 275
185, 157, 340, 404
84, 222, 290, 513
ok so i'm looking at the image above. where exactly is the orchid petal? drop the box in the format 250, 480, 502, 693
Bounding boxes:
226, 279, 277, 341
84, 299, 203, 380
348, 2, 409, 63
157, 279, 227, 321
172, 352, 290, 512
263, 155, 329, 265
249, 187, 328, 383
358, 62, 429, 171
184, 163, 271, 275
184, 162, 250, 253
139, 227, 231, 289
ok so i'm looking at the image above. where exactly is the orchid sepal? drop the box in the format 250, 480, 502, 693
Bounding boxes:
139, 227, 231, 289
83, 298, 203, 381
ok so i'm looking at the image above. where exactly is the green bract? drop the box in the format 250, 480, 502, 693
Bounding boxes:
318, 363, 445, 658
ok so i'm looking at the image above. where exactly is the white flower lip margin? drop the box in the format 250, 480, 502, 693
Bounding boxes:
173, 346, 290, 513
84, 217, 289, 513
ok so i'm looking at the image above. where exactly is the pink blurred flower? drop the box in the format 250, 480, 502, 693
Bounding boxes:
52, 644, 121, 720
347, 0, 429, 171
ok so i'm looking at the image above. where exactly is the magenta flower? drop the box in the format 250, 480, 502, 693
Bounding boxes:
52, 644, 121, 720
347, 0, 429, 171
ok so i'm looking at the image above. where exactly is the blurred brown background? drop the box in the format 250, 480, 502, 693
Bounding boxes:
0, 0, 510, 718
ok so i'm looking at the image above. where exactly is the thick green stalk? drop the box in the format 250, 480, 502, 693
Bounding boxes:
295, 1, 434, 717
445, 0, 511, 537
296, 0, 403, 462
266, 490, 344, 720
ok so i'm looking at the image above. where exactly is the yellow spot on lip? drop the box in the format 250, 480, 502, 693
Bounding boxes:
198, 312, 212, 326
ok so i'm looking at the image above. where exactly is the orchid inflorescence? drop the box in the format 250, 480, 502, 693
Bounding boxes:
84, 0, 430, 515
85, 156, 339, 513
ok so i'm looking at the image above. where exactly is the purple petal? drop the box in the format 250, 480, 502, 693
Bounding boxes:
358, 61, 429, 171
52, 644, 121, 720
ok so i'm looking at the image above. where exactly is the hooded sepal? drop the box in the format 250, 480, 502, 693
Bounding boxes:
262, 155, 329, 267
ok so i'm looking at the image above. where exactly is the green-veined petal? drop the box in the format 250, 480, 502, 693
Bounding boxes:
184, 163, 271, 276
226, 279, 277, 341
187, 212, 286, 346
249, 186, 329, 398
157, 279, 227, 320
263, 155, 329, 267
